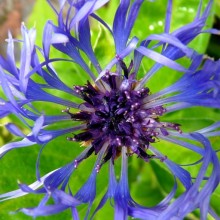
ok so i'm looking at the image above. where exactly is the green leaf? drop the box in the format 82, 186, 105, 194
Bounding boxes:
0, 1, 219, 220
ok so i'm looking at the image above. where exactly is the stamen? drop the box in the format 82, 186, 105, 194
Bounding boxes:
62, 107, 70, 113
124, 91, 131, 100
67, 137, 75, 141
154, 155, 168, 162
74, 160, 78, 168
116, 137, 122, 146
95, 164, 101, 173
115, 54, 120, 60
69, 59, 182, 168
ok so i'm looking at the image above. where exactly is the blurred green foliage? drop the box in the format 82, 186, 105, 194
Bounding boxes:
0, 0, 220, 220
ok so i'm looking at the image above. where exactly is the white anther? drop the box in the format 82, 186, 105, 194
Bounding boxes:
74, 160, 78, 168
95, 164, 101, 173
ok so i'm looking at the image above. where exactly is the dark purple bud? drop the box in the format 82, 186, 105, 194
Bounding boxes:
92, 137, 106, 154
119, 59, 129, 78
74, 131, 93, 141
95, 110, 108, 118
118, 122, 132, 135
88, 121, 104, 129
137, 147, 154, 160
160, 128, 169, 136
71, 112, 91, 121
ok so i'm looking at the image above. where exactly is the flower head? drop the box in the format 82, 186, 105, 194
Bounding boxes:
0, 0, 220, 219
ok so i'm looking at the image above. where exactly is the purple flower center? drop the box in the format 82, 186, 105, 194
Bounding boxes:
65, 60, 181, 167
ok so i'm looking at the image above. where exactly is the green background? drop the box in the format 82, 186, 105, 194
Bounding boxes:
0, 0, 220, 219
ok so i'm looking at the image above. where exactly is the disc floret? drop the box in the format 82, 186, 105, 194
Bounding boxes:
66, 61, 181, 166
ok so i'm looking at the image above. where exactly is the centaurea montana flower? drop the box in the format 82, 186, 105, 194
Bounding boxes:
0, 0, 220, 219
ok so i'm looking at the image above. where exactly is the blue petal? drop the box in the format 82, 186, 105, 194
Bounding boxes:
51, 189, 81, 207
0, 138, 34, 158
97, 37, 139, 80
136, 46, 191, 73
19, 24, 36, 93
20, 204, 69, 217
149, 146, 192, 189
5, 123, 26, 138
69, 0, 109, 30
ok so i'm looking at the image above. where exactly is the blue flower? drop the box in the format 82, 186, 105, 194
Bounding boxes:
0, 0, 220, 219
